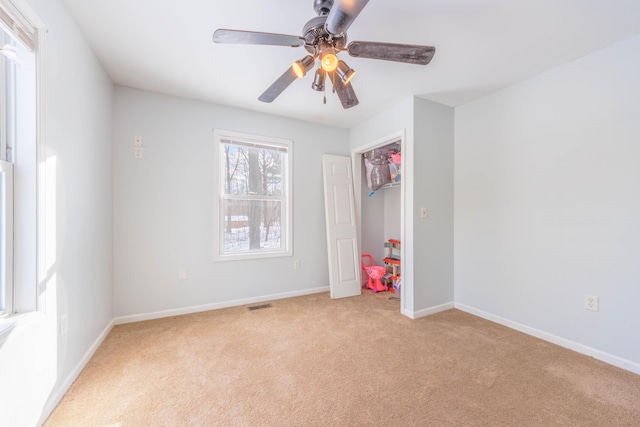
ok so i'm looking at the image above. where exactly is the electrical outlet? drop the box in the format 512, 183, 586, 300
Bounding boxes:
133, 146, 144, 159
179, 268, 188, 281
59, 314, 68, 336
134, 135, 143, 147
420, 207, 427, 219
585, 295, 599, 312
293, 260, 300, 270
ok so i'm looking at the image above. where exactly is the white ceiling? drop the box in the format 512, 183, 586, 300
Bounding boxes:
60, 0, 640, 129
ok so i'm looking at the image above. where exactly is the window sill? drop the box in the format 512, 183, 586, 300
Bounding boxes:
0, 311, 42, 340
214, 249, 292, 262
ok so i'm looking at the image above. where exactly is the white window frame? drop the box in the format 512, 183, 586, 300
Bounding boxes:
0, 160, 13, 315
213, 129, 293, 261
0, 0, 42, 317
0, 13, 17, 316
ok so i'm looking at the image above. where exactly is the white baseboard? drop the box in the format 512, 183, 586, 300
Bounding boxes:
114, 286, 330, 325
38, 318, 115, 426
455, 302, 640, 376
405, 302, 455, 319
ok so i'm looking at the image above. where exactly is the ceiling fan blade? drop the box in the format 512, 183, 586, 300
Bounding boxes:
325, 0, 370, 36
258, 67, 298, 103
347, 41, 436, 65
213, 29, 304, 47
331, 74, 359, 109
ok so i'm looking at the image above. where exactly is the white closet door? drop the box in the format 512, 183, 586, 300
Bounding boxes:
322, 154, 361, 299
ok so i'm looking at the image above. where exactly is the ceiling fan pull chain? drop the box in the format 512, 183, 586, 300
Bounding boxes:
323, 79, 327, 104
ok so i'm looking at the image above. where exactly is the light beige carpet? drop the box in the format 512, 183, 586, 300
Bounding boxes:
45, 292, 640, 426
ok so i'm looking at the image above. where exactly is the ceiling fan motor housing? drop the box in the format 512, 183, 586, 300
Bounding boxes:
302, 15, 347, 55
313, 0, 333, 16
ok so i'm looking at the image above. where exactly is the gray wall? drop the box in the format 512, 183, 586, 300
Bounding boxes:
384, 186, 401, 246
455, 34, 640, 365
349, 97, 455, 317
112, 87, 349, 317
360, 162, 386, 265
413, 98, 455, 311
0, 0, 114, 425
350, 97, 415, 311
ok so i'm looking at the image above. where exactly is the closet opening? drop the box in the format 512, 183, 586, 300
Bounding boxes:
352, 130, 406, 314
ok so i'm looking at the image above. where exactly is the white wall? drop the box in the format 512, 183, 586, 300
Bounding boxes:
0, 0, 114, 425
455, 34, 640, 366
113, 87, 349, 317
36, 0, 114, 382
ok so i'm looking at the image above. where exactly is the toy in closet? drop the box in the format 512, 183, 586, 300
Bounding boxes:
383, 239, 401, 294
363, 141, 401, 194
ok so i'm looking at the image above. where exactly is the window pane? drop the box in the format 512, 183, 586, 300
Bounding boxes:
1, 30, 18, 163
221, 143, 282, 197
223, 199, 283, 254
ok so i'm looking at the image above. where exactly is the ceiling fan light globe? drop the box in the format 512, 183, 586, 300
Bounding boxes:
321, 53, 338, 72
312, 68, 326, 91
336, 60, 356, 84
293, 55, 316, 78
292, 61, 306, 78
343, 70, 355, 85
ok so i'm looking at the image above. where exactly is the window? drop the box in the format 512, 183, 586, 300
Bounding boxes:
1, 0, 38, 316
213, 130, 292, 261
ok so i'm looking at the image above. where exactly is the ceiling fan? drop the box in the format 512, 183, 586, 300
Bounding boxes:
213, 0, 436, 109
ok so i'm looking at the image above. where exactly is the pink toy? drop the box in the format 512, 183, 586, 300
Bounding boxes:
361, 254, 388, 293
361, 254, 374, 288
365, 266, 387, 293
391, 152, 401, 164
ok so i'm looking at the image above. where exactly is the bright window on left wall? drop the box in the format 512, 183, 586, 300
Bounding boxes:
213, 130, 293, 261
1, 0, 38, 316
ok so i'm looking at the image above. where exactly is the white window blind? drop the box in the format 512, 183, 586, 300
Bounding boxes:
0, 0, 35, 51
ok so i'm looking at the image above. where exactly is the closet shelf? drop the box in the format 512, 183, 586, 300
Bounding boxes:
382, 182, 401, 189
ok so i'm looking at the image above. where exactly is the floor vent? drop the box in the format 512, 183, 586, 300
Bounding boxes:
247, 303, 272, 311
